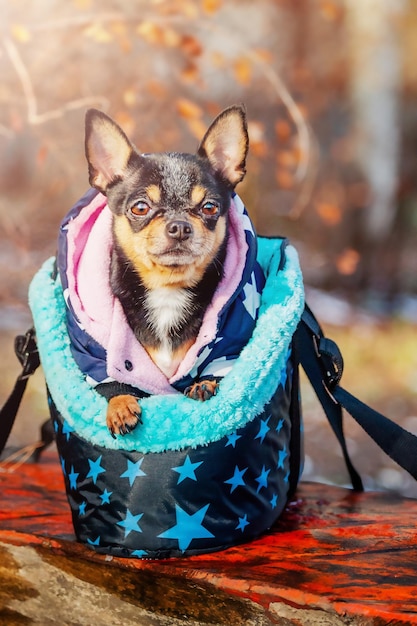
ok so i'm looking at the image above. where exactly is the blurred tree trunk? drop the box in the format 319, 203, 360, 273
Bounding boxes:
346, 0, 402, 241
346, 0, 405, 300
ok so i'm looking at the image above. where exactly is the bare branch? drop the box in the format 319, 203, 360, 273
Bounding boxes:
250, 51, 319, 218
3, 37, 37, 122
2, 37, 109, 127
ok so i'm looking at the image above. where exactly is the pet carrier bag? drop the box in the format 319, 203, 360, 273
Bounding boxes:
2, 203, 417, 559
25, 229, 305, 558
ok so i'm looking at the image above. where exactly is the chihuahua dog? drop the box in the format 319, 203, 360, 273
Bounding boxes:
84, 105, 249, 437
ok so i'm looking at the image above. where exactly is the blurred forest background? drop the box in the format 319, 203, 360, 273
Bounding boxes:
1, 0, 417, 495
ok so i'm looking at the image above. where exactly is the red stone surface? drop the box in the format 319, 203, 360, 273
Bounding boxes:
1, 448, 417, 624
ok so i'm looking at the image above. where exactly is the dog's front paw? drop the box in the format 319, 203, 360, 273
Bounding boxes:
184, 380, 219, 402
106, 395, 142, 438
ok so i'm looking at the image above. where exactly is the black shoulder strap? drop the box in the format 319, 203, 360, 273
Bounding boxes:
295, 304, 417, 489
0, 328, 40, 455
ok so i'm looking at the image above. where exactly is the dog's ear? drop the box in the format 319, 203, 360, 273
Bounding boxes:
197, 105, 249, 188
85, 109, 134, 193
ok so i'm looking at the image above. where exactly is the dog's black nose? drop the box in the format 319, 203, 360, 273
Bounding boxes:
166, 220, 193, 241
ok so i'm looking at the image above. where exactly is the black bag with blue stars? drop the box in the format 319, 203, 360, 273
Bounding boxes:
48, 364, 296, 558
3, 235, 417, 558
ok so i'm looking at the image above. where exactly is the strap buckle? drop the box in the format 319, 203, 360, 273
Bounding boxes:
14, 328, 40, 380
312, 335, 344, 389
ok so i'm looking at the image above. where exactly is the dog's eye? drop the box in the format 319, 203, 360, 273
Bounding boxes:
202, 201, 219, 216
130, 201, 150, 217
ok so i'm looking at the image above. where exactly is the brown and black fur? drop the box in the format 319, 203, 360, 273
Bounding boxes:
85, 105, 249, 437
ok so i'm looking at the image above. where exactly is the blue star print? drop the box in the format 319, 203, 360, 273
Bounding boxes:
279, 360, 289, 389
68, 465, 79, 490
78, 501, 87, 516
172, 455, 203, 484
158, 504, 214, 552
224, 465, 248, 493
270, 494, 278, 509
117, 509, 144, 538
255, 415, 271, 444
99, 489, 112, 505
225, 432, 241, 448
276, 418, 284, 433
255, 465, 270, 493
120, 458, 146, 486
277, 445, 288, 470
236, 514, 250, 532
87, 536, 100, 546
86, 455, 106, 484
131, 550, 148, 558
62, 420, 74, 441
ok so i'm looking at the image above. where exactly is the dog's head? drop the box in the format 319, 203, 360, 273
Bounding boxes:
84, 105, 248, 289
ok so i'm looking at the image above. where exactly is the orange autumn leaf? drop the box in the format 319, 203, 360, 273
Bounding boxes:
161, 26, 182, 48
180, 35, 203, 58
111, 21, 132, 53
123, 89, 136, 107
114, 111, 135, 136
202, 0, 222, 14
233, 57, 252, 86
176, 98, 203, 120
336, 249, 360, 276
171, 0, 199, 19
319, 0, 343, 22
275, 119, 292, 142
181, 62, 200, 84
206, 102, 221, 117
110, 21, 127, 37
251, 141, 268, 158
316, 201, 342, 226
147, 80, 167, 99
83, 22, 113, 43
276, 149, 298, 168
137, 21, 164, 45
275, 169, 295, 189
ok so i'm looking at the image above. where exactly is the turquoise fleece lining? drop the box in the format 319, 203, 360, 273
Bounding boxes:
28, 237, 304, 453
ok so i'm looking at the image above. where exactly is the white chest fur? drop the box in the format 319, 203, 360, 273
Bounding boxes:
143, 287, 194, 377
